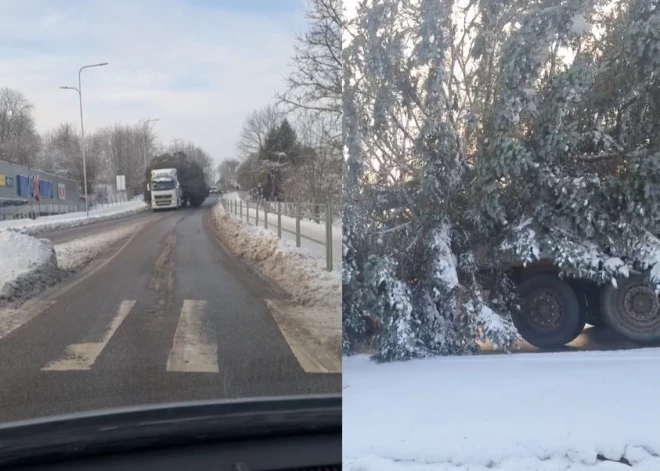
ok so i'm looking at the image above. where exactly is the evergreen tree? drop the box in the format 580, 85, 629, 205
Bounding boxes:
343, 0, 519, 360
342, 0, 660, 360
476, 0, 660, 286
258, 119, 301, 200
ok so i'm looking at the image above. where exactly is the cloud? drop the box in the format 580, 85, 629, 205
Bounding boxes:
0, 0, 305, 165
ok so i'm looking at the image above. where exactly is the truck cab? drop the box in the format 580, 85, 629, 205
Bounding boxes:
150, 168, 182, 210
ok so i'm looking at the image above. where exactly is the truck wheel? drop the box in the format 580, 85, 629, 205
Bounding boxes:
600, 275, 660, 343
512, 274, 585, 349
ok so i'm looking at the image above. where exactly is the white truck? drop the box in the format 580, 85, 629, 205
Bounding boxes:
149, 168, 182, 211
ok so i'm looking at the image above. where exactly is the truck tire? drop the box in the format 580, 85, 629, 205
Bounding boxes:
600, 275, 660, 343
512, 274, 585, 349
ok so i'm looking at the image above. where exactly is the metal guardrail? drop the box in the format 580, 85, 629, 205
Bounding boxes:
0, 202, 84, 221
221, 196, 335, 272
0, 195, 134, 221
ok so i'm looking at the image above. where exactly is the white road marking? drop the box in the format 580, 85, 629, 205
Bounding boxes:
265, 299, 341, 374
42, 300, 136, 371
166, 300, 219, 373
0, 301, 56, 341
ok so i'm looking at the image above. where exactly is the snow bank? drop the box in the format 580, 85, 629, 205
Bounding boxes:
348, 455, 639, 470
344, 350, 660, 470
0, 231, 58, 302
55, 220, 150, 272
0, 200, 148, 235
1, 209, 150, 305
222, 192, 342, 265
211, 202, 340, 309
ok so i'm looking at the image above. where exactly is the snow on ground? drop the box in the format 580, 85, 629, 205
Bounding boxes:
212, 202, 340, 309
0, 202, 150, 304
222, 193, 342, 266
343, 350, 660, 470
54, 220, 151, 272
0, 231, 57, 302
0, 200, 148, 235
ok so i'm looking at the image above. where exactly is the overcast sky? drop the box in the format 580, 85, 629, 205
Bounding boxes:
0, 0, 306, 166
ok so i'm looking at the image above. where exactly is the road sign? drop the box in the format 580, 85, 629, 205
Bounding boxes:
116, 175, 126, 192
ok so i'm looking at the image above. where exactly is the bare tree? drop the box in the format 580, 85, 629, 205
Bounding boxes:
235, 153, 270, 194
277, 0, 342, 138
236, 104, 284, 159
285, 110, 342, 204
40, 123, 101, 195
95, 124, 145, 197
139, 123, 158, 170
217, 158, 240, 190
0, 88, 41, 167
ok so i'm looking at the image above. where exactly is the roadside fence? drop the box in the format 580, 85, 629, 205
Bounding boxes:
0, 194, 135, 221
221, 196, 337, 272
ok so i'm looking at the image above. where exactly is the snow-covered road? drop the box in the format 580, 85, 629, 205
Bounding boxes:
222, 192, 341, 267
344, 349, 660, 470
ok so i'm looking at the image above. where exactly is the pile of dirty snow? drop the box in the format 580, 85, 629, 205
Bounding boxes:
0, 231, 58, 302
343, 350, 660, 470
0, 200, 148, 235
221, 192, 342, 266
55, 221, 149, 272
211, 203, 340, 309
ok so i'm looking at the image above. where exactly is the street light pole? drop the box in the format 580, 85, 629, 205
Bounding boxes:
60, 62, 108, 217
141, 118, 160, 171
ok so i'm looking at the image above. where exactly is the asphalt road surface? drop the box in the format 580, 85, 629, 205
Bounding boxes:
0, 197, 340, 423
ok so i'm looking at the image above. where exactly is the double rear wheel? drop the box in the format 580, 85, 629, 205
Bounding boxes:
511, 273, 660, 347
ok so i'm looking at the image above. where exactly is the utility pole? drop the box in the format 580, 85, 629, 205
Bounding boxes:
141, 118, 160, 171
60, 62, 108, 217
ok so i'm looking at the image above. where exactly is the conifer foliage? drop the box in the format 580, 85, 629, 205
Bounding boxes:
343, 0, 660, 360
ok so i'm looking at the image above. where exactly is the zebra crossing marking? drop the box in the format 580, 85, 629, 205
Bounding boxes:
42, 300, 136, 371
166, 300, 219, 373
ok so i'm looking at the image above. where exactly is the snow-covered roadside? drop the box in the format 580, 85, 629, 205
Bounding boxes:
212, 202, 340, 309
0, 200, 148, 235
55, 220, 150, 272
222, 192, 342, 265
343, 352, 660, 470
0, 212, 149, 304
0, 231, 58, 302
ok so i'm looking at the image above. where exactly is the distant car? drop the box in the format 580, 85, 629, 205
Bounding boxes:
209, 187, 218, 194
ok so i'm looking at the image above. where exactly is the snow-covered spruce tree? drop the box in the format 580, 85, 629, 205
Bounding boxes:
342, 17, 370, 353
475, 0, 660, 286
342, 0, 518, 360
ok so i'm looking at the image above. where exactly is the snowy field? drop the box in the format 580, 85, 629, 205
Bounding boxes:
222, 192, 342, 267
344, 350, 660, 470
0, 200, 148, 235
